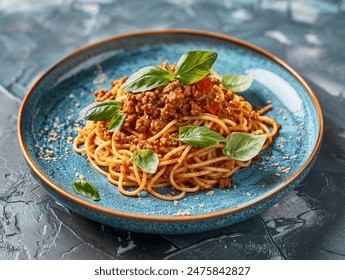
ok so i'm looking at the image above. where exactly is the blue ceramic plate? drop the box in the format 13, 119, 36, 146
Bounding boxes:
18, 30, 323, 234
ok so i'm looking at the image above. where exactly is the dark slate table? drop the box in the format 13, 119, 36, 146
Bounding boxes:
1, 0, 344, 260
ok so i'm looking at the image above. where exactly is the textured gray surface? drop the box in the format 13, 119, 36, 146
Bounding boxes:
1, 0, 345, 259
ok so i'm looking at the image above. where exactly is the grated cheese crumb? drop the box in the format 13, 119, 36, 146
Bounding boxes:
44, 156, 54, 161
45, 150, 53, 156
38, 152, 44, 160
281, 167, 291, 174
172, 209, 191, 216
48, 129, 58, 142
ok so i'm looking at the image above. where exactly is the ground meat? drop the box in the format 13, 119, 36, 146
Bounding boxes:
135, 117, 151, 133
163, 80, 182, 93
95, 121, 112, 140
218, 177, 232, 189
134, 137, 179, 154
120, 76, 240, 138
189, 102, 201, 116
150, 120, 166, 135
123, 113, 136, 128
166, 91, 185, 108
110, 76, 128, 87
114, 131, 138, 144
224, 89, 235, 102
94, 88, 115, 102
216, 103, 231, 119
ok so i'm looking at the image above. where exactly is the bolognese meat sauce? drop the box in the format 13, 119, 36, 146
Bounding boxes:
92, 65, 256, 189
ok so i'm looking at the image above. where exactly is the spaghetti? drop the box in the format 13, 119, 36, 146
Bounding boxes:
74, 66, 279, 201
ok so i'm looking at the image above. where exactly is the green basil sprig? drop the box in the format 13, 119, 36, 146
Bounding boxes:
108, 114, 126, 132
173, 126, 226, 147
78, 100, 125, 132
132, 128, 267, 174
133, 149, 159, 174
71, 179, 101, 201
172, 126, 267, 161
124, 66, 174, 93
222, 132, 267, 161
78, 100, 121, 121
173, 50, 218, 84
221, 74, 254, 92
124, 50, 217, 93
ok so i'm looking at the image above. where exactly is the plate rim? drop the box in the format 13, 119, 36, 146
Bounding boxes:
17, 28, 324, 223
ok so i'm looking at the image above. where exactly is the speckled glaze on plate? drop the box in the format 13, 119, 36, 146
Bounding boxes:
18, 30, 323, 234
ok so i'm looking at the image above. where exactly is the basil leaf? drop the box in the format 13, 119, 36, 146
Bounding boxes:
178, 126, 226, 147
78, 100, 121, 121
133, 149, 159, 174
222, 132, 267, 161
221, 74, 254, 92
71, 180, 101, 201
108, 114, 126, 132
124, 66, 174, 93
174, 50, 218, 85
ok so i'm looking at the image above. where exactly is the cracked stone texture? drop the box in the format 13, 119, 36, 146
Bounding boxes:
1, 0, 345, 259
